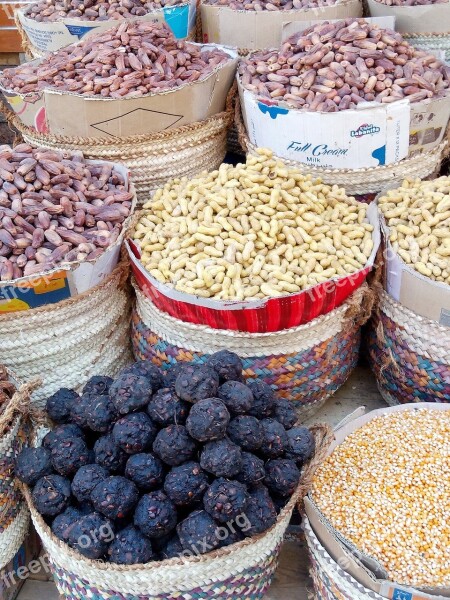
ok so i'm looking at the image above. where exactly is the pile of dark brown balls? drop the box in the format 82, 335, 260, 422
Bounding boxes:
15, 351, 315, 565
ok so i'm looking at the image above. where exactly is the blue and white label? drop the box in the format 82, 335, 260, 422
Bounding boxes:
240, 87, 410, 170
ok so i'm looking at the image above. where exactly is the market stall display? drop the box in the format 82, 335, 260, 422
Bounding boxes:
236, 19, 450, 195
304, 404, 450, 599
16, 0, 197, 58
16, 357, 333, 600
368, 177, 450, 404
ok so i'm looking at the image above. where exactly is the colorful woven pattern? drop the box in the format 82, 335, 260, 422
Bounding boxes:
0, 419, 29, 533
50, 551, 278, 600
368, 292, 450, 405
131, 310, 360, 415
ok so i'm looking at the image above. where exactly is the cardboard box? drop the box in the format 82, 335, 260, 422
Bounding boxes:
16, 0, 197, 54
126, 200, 380, 333
0, 45, 238, 138
0, 526, 41, 600
0, 160, 136, 312
238, 15, 450, 169
305, 403, 450, 600
379, 212, 450, 326
200, 0, 362, 51
367, 0, 450, 34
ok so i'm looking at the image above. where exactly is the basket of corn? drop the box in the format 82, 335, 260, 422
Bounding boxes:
304, 403, 450, 599
368, 177, 450, 404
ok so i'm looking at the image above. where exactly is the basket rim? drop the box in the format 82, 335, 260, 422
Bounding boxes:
23, 423, 333, 574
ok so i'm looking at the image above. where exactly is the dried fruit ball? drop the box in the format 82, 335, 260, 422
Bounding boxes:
272, 399, 297, 430
153, 425, 197, 466
71, 464, 109, 503
83, 376, 114, 397
68, 513, 113, 559
51, 437, 91, 477
200, 438, 242, 478
235, 452, 265, 486
125, 453, 164, 491
243, 485, 277, 536
91, 476, 139, 520
265, 459, 300, 497
86, 394, 118, 433
70, 394, 92, 429
203, 479, 249, 523
177, 510, 220, 554
125, 361, 164, 393
285, 427, 315, 464
112, 412, 157, 454
42, 424, 84, 450
205, 350, 243, 383
163, 363, 191, 389
147, 388, 189, 427
246, 380, 275, 419
46, 388, 79, 424
32, 474, 71, 516
15, 447, 53, 486
94, 434, 127, 473
164, 462, 208, 506
160, 534, 183, 559
108, 525, 153, 565
109, 374, 152, 415
174, 365, 219, 403
259, 418, 288, 458
227, 416, 262, 451
134, 491, 177, 539
51, 507, 83, 542
218, 381, 253, 415
185, 398, 230, 442
217, 527, 244, 548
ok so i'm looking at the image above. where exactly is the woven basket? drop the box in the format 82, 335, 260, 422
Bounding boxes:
0, 263, 132, 408
367, 290, 450, 404
235, 97, 446, 197
22, 423, 332, 600
1, 99, 233, 205
132, 281, 374, 419
0, 369, 39, 570
404, 33, 450, 61
304, 519, 386, 600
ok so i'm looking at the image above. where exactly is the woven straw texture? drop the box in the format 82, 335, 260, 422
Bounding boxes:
235, 97, 446, 196
23, 424, 332, 600
2, 102, 232, 205
367, 290, 450, 405
305, 519, 386, 600
131, 281, 374, 419
0, 370, 38, 570
404, 32, 450, 60
0, 263, 132, 408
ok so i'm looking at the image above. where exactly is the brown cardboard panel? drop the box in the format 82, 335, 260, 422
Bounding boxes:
367, 0, 450, 33
200, 0, 362, 50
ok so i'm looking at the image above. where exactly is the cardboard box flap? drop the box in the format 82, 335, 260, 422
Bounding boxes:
367, 0, 450, 34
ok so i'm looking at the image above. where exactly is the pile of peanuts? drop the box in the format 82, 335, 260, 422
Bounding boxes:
24, 0, 184, 21
239, 19, 450, 111
0, 144, 134, 280
312, 409, 450, 587
374, 0, 447, 5
203, 0, 339, 11
133, 149, 374, 301
378, 178, 450, 284
0, 22, 230, 98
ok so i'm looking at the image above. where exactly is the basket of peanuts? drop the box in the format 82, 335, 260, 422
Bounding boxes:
200, 0, 362, 53
304, 403, 450, 599
15, 0, 197, 58
0, 367, 38, 571
367, 177, 450, 404
0, 144, 135, 406
367, 0, 450, 60
236, 19, 450, 188
128, 148, 380, 416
